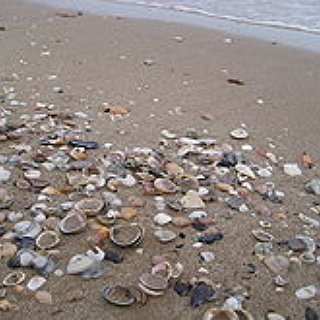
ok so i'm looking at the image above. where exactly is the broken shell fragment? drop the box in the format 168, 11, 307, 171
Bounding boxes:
14, 220, 42, 239
3, 271, 26, 286
139, 272, 168, 291
109, 223, 144, 247
74, 198, 104, 217
35, 290, 53, 304
203, 308, 239, 320
36, 231, 60, 250
154, 178, 178, 194
66, 254, 95, 275
251, 229, 274, 242
101, 285, 136, 306
235, 164, 256, 179
59, 213, 87, 234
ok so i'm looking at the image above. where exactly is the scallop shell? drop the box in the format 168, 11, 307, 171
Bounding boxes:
59, 213, 87, 234
154, 178, 178, 194
101, 285, 136, 306
3, 271, 26, 286
109, 223, 144, 247
36, 231, 60, 250
74, 198, 104, 217
203, 308, 239, 320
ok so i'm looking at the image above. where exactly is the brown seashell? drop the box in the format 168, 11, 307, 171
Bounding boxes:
128, 197, 146, 208
101, 285, 135, 306
165, 162, 184, 178
74, 198, 104, 217
154, 178, 178, 194
87, 226, 109, 247
0, 243, 17, 259
107, 178, 118, 192
0, 299, 18, 312
43, 217, 60, 230
105, 105, 129, 116
15, 179, 31, 190
172, 216, 191, 228
203, 308, 239, 320
41, 186, 61, 196
215, 183, 233, 193
70, 148, 87, 160
264, 254, 290, 275
301, 152, 315, 169
35, 290, 53, 305
119, 207, 138, 221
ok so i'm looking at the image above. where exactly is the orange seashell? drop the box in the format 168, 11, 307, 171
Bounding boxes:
301, 152, 315, 169
105, 105, 129, 116
87, 226, 109, 247
120, 207, 138, 221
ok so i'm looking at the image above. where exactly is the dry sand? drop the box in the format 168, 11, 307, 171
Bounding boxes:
0, 0, 320, 319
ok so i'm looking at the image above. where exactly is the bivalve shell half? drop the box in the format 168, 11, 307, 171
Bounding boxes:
101, 285, 135, 306
251, 229, 274, 242
230, 128, 249, 140
154, 178, 178, 194
59, 213, 87, 234
36, 231, 60, 250
14, 220, 42, 239
109, 223, 144, 247
154, 229, 177, 243
74, 198, 104, 217
139, 273, 168, 291
3, 271, 26, 286
203, 307, 239, 320
66, 254, 95, 275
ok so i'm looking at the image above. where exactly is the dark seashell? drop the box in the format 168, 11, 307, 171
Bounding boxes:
226, 197, 245, 210
68, 140, 99, 149
173, 281, 192, 296
35, 258, 55, 276
305, 307, 319, 320
104, 251, 124, 264
190, 282, 215, 308
191, 221, 208, 232
15, 236, 36, 250
7, 256, 21, 268
198, 233, 223, 244
0, 226, 7, 237
218, 152, 242, 167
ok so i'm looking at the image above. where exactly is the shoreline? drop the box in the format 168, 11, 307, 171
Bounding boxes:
1, 1, 320, 319
24, 0, 320, 54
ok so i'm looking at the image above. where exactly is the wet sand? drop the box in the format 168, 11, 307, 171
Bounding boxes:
0, 0, 320, 319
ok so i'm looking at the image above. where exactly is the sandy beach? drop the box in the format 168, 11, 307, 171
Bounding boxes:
0, 0, 320, 319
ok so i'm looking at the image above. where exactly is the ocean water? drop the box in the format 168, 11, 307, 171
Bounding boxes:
113, 0, 320, 33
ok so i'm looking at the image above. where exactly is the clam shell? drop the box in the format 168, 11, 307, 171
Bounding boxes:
101, 285, 135, 306
138, 282, 164, 296
230, 128, 248, 140
26, 276, 46, 291
109, 223, 144, 247
181, 191, 205, 209
3, 271, 26, 286
154, 229, 177, 243
59, 213, 87, 234
203, 308, 239, 320
235, 164, 256, 179
139, 272, 168, 291
264, 255, 290, 274
66, 254, 95, 275
0, 243, 17, 259
251, 229, 274, 242
154, 213, 172, 226
295, 285, 317, 300
74, 198, 104, 217
24, 170, 42, 180
36, 231, 60, 250
154, 178, 178, 194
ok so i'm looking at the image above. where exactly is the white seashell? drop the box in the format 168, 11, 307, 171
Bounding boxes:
235, 164, 256, 179
0, 166, 11, 182
230, 128, 249, 139
283, 163, 302, 177
298, 213, 320, 228
27, 276, 47, 291
266, 313, 286, 320
3, 271, 26, 286
295, 285, 317, 300
36, 231, 60, 250
66, 254, 95, 274
86, 247, 105, 262
181, 190, 205, 209
223, 296, 242, 311
14, 220, 42, 238
154, 213, 172, 226
117, 174, 136, 187
154, 229, 177, 243
24, 170, 42, 180
161, 129, 177, 139
189, 211, 207, 220
200, 251, 215, 263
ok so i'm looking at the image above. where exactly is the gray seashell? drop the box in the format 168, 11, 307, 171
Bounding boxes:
59, 213, 87, 234
154, 213, 172, 226
295, 236, 316, 253
74, 198, 104, 217
66, 254, 95, 275
18, 249, 38, 267
14, 220, 42, 239
26, 276, 46, 291
109, 223, 144, 247
300, 252, 316, 264
101, 285, 136, 306
154, 229, 177, 243
295, 285, 317, 300
81, 260, 104, 279
252, 229, 274, 242
305, 179, 320, 195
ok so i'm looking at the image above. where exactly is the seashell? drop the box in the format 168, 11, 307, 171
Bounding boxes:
295, 285, 317, 300
154, 178, 178, 194
101, 285, 135, 306
66, 254, 95, 274
35, 290, 53, 304
191, 282, 216, 308
74, 198, 104, 217
154, 213, 172, 226
235, 310, 254, 320
181, 191, 205, 209
266, 313, 286, 320
203, 308, 239, 320
81, 260, 104, 279
36, 231, 60, 250
26, 276, 46, 291
251, 229, 274, 242
138, 282, 164, 296
0, 243, 17, 259
172, 216, 191, 228
139, 272, 168, 291
295, 236, 316, 253
70, 147, 87, 160
154, 229, 177, 243
235, 164, 256, 179
59, 213, 87, 234
264, 255, 290, 274
165, 162, 184, 178
14, 220, 42, 239
15, 178, 31, 190
3, 271, 26, 286
109, 223, 144, 247
119, 207, 138, 221
305, 179, 320, 196
41, 186, 61, 196
105, 105, 129, 116
161, 129, 177, 139
298, 213, 320, 228
87, 225, 109, 247
68, 140, 99, 149
0, 299, 17, 311
274, 275, 289, 287
0, 166, 11, 182
24, 170, 42, 180
283, 163, 302, 177
189, 211, 207, 220
300, 252, 316, 264
230, 128, 249, 140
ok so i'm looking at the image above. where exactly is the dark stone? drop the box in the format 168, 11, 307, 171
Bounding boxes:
218, 152, 242, 167
190, 282, 215, 308
104, 250, 124, 264
0, 226, 7, 237
7, 256, 21, 268
15, 236, 36, 250
68, 140, 99, 149
192, 221, 208, 232
173, 281, 192, 296
287, 238, 308, 252
198, 233, 223, 244
305, 307, 319, 320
